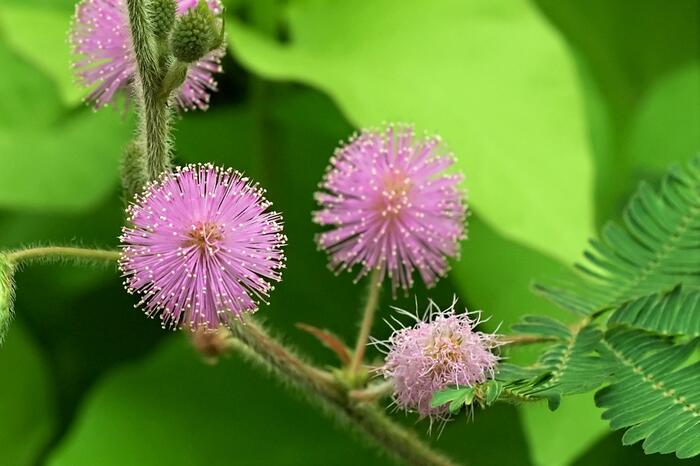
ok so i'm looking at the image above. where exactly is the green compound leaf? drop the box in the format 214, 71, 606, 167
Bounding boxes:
228, 0, 594, 264
483, 380, 503, 406
609, 286, 700, 337
536, 156, 700, 315
596, 328, 700, 459
508, 317, 615, 409
431, 386, 475, 415
0, 254, 15, 344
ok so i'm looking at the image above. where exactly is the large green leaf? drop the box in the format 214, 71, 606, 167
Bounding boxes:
627, 64, 700, 174
537, 157, 700, 315
227, 0, 594, 264
0, 325, 56, 466
453, 215, 576, 329
0, 41, 62, 128
596, 328, 700, 459
0, 112, 131, 211
609, 286, 700, 338
535, 0, 699, 126
0, 42, 131, 211
0, 4, 82, 105
535, 0, 700, 224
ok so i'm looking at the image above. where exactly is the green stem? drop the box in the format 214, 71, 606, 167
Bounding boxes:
121, 141, 149, 199
126, 0, 172, 181
350, 380, 394, 402
6, 247, 120, 266
228, 319, 461, 466
498, 335, 557, 346
350, 269, 382, 376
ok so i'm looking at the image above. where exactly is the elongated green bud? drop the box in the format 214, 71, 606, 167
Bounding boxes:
150, 0, 177, 39
171, 0, 222, 63
0, 254, 16, 344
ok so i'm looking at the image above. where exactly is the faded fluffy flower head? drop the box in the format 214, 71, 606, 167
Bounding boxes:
119, 164, 286, 330
71, 0, 224, 110
377, 300, 499, 419
313, 124, 466, 293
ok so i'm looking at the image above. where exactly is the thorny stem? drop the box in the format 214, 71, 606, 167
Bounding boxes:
6, 247, 120, 266
350, 269, 383, 377
126, 0, 172, 181
228, 319, 462, 466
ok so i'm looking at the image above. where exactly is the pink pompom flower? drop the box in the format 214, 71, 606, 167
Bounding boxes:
376, 299, 499, 419
313, 124, 466, 293
119, 164, 286, 330
71, 0, 224, 110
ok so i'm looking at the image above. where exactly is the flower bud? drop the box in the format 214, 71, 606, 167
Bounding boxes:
0, 255, 16, 344
150, 0, 177, 39
170, 0, 221, 63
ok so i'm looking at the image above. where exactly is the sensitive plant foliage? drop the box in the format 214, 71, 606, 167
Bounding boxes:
314, 124, 466, 293
377, 300, 499, 419
119, 164, 286, 330
493, 158, 700, 458
71, 0, 225, 110
536, 156, 700, 315
596, 328, 700, 459
609, 285, 700, 337
504, 317, 615, 410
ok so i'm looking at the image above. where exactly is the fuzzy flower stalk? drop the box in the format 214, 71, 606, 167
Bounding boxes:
119, 164, 286, 329
377, 300, 499, 420
71, 0, 224, 110
314, 124, 466, 293
0, 255, 15, 343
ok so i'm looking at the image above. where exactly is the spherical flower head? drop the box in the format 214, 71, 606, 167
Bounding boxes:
71, 0, 225, 110
313, 124, 466, 294
378, 301, 499, 420
119, 164, 286, 330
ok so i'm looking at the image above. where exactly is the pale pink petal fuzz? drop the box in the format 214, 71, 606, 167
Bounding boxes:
379, 301, 499, 419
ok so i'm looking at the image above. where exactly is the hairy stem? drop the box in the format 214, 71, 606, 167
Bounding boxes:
350, 269, 382, 376
6, 247, 120, 266
126, 0, 172, 180
350, 380, 394, 402
121, 141, 149, 199
228, 319, 462, 466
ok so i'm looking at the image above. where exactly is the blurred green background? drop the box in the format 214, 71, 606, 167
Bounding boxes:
0, 0, 698, 465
